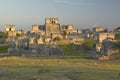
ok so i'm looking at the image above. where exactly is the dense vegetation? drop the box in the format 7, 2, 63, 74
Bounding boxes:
115, 27, 120, 45
112, 42, 120, 49
0, 31, 7, 44
82, 40, 95, 50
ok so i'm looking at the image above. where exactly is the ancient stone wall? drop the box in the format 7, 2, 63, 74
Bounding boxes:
32, 24, 39, 32
8, 45, 64, 56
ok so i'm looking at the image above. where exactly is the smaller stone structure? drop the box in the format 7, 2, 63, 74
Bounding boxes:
5, 25, 16, 37
5, 25, 16, 32
98, 32, 115, 43
99, 39, 120, 60
92, 27, 106, 33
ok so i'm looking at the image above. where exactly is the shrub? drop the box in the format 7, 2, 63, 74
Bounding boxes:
38, 68, 49, 75
16, 33, 22, 38
53, 37, 60, 41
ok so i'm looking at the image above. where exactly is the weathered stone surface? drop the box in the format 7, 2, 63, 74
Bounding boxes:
8, 45, 64, 56
49, 46, 64, 56
30, 46, 49, 56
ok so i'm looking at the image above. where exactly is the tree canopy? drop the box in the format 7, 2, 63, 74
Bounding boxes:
115, 27, 120, 44
114, 27, 120, 32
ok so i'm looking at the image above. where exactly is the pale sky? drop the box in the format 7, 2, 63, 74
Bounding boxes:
0, 0, 120, 31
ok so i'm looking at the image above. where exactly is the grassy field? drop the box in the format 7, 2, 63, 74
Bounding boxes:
0, 57, 120, 80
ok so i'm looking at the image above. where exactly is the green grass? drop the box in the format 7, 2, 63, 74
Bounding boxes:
59, 44, 90, 57
0, 57, 120, 80
0, 46, 9, 53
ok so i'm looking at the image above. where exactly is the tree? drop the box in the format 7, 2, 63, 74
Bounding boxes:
114, 27, 120, 32
115, 33, 120, 44
63, 30, 67, 39
88, 31, 94, 38
104, 29, 108, 32
115, 27, 120, 44
0, 38, 6, 44
0, 31, 7, 38
0, 31, 7, 44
